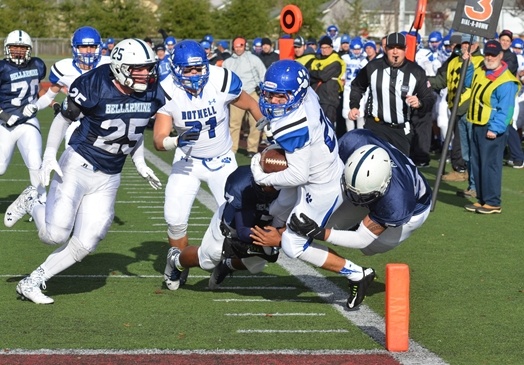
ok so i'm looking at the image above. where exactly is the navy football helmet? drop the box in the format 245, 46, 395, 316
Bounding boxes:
259, 60, 309, 120
170, 40, 210, 96
71, 26, 102, 68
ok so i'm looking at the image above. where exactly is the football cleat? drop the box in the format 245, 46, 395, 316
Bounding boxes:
208, 259, 234, 290
16, 267, 54, 305
346, 267, 376, 310
164, 247, 182, 290
4, 185, 38, 228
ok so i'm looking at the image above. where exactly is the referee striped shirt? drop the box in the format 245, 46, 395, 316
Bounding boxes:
349, 57, 434, 125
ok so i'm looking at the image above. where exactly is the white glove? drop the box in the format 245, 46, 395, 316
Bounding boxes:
250, 152, 269, 185
23, 104, 38, 118
256, 116, 270, 131
39, 157, 63, 187
136, 164, 162, 190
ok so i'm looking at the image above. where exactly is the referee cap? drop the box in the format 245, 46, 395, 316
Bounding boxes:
386, 32, 406, 48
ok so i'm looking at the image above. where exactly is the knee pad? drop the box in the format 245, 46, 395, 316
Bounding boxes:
297, 242, 329, 267
241, 256, 267, 274
69, 236, 92, 262
167, 223, 188, 240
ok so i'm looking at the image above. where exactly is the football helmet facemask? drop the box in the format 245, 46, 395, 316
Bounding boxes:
170, 40, 210, 96
110, 38, 157, 93
4, 30, 33, 66
259, 60, 309, 120
71, 26, 102, 69
342, 145, 392, 206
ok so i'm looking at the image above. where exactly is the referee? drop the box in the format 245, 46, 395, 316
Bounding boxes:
348, 32, 435, 155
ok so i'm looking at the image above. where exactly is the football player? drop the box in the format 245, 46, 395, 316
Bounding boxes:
35, 26, 110, 144
164, 165, 280, 290
153, 40, 263, 290
5, 39, 165, 304
250, 60, 375, 310
291, 129, 432, 255
0, 30, 46, 197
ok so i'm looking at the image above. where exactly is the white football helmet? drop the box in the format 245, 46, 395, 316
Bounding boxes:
342, 144, 392, 205
109, 38, 157, 92
4, 30, 33, 66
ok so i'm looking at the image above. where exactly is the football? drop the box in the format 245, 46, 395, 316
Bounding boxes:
260, 146, 288, 173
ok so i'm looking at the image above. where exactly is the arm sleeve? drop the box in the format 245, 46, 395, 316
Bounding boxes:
43, 113, 71, 159
131, 136, 146, 167
35, 88, 59, 110
325, 223, 378, 249
234, 209, 257, 243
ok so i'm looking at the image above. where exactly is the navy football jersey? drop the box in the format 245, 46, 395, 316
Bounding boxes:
338, 129, 432, 227
222, 166, 278, 242
67, 64, 166, 174
0, 57, 46, 122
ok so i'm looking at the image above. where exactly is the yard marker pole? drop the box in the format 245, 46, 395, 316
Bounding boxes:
385, 263, 410, 352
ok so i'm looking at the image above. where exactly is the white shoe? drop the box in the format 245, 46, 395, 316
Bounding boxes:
164, 247, 182, 291
4, 185, 38, 228
16, 268, 54, 304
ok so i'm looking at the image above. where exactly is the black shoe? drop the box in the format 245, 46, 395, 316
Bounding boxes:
346, 268, 376, 310
247, 152, 255, 158
208, 260, 234, 290
415, 161, 430, 168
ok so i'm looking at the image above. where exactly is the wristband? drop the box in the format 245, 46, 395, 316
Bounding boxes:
162, 136, 178, 151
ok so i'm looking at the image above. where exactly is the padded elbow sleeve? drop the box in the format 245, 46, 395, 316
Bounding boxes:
61, 96, 82, 121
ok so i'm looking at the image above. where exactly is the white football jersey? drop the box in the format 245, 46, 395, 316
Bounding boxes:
265, 87, 343, 186
158, 65, 242, 158
49, 56, 111, 88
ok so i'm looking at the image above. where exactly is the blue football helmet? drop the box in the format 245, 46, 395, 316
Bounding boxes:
170, 40, 210, 96
165, 36, 177, 54
511, 38, 524, 52
350, 38, 364, 57
428, 31, 443, 52
71, 26, 102, 68
327, 25, 339, 39
259, 60, 310, 120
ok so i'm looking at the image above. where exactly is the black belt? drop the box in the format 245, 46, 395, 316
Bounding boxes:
373, 118, 408, 129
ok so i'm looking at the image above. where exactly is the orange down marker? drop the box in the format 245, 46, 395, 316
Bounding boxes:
385, 263, 410, 352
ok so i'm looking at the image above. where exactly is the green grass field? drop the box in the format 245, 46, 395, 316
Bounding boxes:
1, 107, 523, 365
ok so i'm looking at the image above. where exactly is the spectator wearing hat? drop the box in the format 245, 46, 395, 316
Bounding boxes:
338, 34, 351, 56
308, 35, 346, 127
306, 37, 318, 54
106, 37, 115, 52
349, 32, 435, 155
201, 40, 223, 66
257, 37, 279, 69
217, 41, 231, 62
364, 41, 378, 61
499, 30, 518, 75
223, 36, 266, 157
462, 40, 521, 213
294, 36, 315, 67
